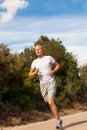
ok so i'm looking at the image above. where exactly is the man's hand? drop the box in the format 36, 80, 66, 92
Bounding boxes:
48, 70, 54, 76
29, 68, 39, 78
34, 68, 39, 75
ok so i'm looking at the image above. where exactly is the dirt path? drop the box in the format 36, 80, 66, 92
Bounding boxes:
3, 111, 87, 130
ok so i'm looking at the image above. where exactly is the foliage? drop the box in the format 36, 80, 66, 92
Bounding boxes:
77, 64, 87, 102
0, 36, 87, 111
34, 36, 80, 107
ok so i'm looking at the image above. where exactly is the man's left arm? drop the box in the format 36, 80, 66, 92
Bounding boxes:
49, 61, 60, 76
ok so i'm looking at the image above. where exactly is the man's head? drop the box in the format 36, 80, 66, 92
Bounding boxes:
34, 44, 44, 58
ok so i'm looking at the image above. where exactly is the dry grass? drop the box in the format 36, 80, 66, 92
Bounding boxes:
0, 103, 87, 128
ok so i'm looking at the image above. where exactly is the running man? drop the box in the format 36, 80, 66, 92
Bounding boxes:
29, 44, 62, 129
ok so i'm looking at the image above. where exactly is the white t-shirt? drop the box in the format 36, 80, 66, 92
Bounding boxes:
31, 56, 55, 83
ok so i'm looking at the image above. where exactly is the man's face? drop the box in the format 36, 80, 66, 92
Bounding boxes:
35, 45, 43, 57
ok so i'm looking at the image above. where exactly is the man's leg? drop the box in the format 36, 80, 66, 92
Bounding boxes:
47, 98, 62, 129
47, 98, 59, 120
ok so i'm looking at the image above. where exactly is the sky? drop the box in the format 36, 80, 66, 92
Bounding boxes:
0, 0, 87, 66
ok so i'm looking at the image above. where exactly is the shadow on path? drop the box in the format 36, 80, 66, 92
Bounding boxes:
61, 120, 87, 130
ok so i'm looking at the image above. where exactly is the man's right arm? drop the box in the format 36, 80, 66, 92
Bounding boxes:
29, 68, 39, 78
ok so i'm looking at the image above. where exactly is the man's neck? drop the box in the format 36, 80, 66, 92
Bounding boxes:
38, 55, 44, 58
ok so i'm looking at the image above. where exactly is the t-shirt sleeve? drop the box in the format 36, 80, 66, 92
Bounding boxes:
31, 61, 36, 69
49, 56, 55, 63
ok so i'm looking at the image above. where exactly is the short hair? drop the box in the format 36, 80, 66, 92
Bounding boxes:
34, 44, 43, 50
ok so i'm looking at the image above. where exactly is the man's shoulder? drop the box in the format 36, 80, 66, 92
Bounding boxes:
44, 55, 52, 58
33, 58, 38, 63
45, 55, 54, 60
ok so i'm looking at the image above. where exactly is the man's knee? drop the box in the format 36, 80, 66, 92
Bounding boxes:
47, 98, 54, 106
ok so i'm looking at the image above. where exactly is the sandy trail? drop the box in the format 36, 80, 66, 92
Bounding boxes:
3, 111, 87, 130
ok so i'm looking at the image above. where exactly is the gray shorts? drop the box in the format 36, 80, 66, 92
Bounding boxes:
40, 80, 56, 102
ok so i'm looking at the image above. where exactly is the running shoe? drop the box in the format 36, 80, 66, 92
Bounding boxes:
56, 118, 63, 129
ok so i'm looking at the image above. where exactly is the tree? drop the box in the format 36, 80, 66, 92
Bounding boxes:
63, 52, 79, 104
34, 35, 79, 107
0, 43, 23, 108
78, 64, 87, 102
0, 36, 83, 110
0, 43, 11, 108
